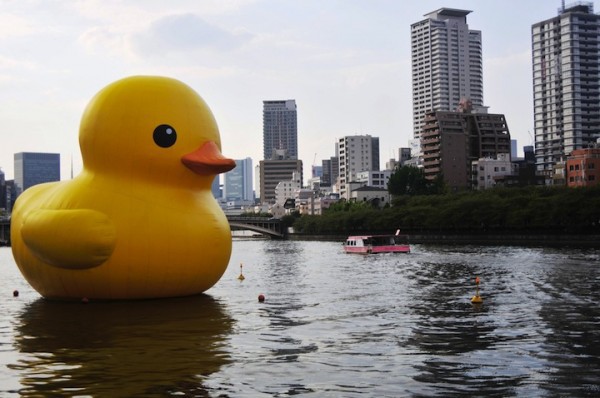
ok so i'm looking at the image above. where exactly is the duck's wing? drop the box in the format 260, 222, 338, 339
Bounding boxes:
21, 209, 117, 269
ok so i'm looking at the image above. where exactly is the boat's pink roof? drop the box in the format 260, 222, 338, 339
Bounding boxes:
346, 235, 406, 239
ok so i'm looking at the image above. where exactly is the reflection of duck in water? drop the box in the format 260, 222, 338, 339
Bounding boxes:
10, 76, 235, 299
12, 295, 233, 396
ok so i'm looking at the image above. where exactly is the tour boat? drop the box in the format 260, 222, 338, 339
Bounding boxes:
343, 231, 410, 254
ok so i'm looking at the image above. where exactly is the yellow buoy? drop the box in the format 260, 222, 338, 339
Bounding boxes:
237, 263, 245, 281
471, 276, 483, 304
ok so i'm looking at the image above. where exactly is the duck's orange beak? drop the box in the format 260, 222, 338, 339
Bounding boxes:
181, 141, 236, 175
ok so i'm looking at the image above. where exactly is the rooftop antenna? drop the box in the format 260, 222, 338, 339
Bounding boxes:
561, 0, 565, 12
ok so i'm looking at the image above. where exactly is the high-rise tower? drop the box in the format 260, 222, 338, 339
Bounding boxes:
411, 8, 483, 140
224, 158, 254, 202
532, 2, 600, 177
14, 152, 60, 196
262, 100, 298, 160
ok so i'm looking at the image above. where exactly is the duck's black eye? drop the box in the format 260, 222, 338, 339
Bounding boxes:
153, 124, 177, 148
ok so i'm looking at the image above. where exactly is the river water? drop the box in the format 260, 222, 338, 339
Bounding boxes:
1, 240, 599, 397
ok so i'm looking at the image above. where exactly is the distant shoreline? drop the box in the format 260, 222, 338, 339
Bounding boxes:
288, 233, 600, 248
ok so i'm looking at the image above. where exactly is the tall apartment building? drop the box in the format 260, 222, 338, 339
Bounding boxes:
532, 2, 600, 178
14, 152, 60, 196
421, 110, 511, 191
411, 8, 483, 140
223, 158, 253, 203
336, 135, 380, 199
263, 100, 298, 160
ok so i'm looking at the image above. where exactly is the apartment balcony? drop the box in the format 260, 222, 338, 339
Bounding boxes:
423, 166, 441, 175
422, 144, 441, 153
423, 133, 440, 142
423, 156, 441, 165
421, 132, 440, 140
423, 156, 440, 166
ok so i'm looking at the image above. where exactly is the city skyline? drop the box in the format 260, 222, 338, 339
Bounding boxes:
0, 0, 598, 184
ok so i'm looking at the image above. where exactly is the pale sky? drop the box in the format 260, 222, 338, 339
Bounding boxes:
1, 0, 597, 183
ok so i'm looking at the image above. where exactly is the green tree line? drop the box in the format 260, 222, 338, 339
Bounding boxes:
292, 185, 600, 236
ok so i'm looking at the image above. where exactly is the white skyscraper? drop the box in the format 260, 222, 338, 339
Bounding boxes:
532, 2, 600, 177
336, 135, 380, 199
411, 8, 483, 140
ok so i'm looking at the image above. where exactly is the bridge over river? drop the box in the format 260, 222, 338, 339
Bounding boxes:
226, 216, 286, 239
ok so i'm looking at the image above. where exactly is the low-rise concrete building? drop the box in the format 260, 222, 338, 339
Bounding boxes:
567, 147, 600, 187
471, 153, 512, 190
349, 186, 390, 208
355, 170, 392, 190
274, 171, 302, 206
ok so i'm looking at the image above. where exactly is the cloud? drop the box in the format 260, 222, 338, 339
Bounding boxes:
0, 55, 36, 71
0, 13, 36, 39
130, 13, 251, 57
78, 26, 130, 57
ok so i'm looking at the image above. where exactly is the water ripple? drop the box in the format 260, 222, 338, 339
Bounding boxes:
2, 243, 600, 397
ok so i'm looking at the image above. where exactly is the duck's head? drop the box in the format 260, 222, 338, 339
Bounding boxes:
79, 76, 235, 187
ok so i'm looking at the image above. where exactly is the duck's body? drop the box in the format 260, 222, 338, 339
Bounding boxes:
11, 76, 235, 300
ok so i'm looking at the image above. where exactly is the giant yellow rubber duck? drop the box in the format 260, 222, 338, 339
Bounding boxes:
11, 76, 236, 300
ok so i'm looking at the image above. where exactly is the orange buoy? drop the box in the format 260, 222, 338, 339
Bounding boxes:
471, 276, 483, 304
238, 263, 245, 281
